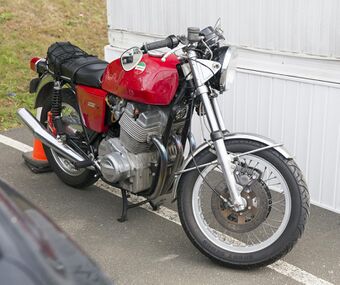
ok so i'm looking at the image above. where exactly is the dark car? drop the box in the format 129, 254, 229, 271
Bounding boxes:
0, 179, 113, 285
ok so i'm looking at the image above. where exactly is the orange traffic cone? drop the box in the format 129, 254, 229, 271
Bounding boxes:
22, 138, 51, 173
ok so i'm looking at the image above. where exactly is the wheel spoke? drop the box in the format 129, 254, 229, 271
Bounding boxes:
191, 150, 292, 253
266, 218, 283, 223
270, 198, 286, 205
271, 205, 285, 213
246, 233, 254, 245
252, 232, 262, 244
262, 224, 268, 236
267, 182, 281, 187
262, 222, 279, 230
251, 162, 259, 174
266, 171, 273, 181
263, 176, 277, 182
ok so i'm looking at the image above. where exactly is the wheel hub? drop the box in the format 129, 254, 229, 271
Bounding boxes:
211, 180, 271, 233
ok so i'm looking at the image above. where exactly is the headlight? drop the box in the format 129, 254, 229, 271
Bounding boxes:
209, 46, 238, 92
220, 47, 237, 91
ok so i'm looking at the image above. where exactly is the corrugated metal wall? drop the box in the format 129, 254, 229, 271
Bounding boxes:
221, 72, 340, 212
105, 0, 340, 213
107, 0, 340, 58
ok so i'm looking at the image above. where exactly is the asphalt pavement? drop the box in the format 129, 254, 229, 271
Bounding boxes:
0, 127, 339, 285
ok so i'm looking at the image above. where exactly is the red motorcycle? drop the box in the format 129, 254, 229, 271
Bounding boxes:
18, 25, 309, 268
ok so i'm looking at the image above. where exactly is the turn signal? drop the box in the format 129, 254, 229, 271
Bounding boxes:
30, 57, 42, 72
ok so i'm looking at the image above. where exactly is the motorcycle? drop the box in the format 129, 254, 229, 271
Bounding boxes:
18, 24, 310, 268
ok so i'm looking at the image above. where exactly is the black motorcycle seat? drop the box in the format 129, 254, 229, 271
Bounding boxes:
47, 42, 108, 88
61, 57, 108, 88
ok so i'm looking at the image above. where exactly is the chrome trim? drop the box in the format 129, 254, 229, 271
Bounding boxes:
34, 58, 46, 72
211, 96, 226, 131
219, 47, 235, 91
169, 135, 184, 177
147, 136, 168, 200
175, 160, 218, 175
189, 48, 244, 210
120, 47, 143, 71
200, 91, 245, 210
235, 143, 284, 158
163, 135, 184, 194
188, 49, 221, 87
172, 133, 292, 199
188, 131, 197, 151
17, 108, 86, 163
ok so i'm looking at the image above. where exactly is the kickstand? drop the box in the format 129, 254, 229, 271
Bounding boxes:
117, 189, 156, 223
149, 200, 159, 211
117, 189, 129, 222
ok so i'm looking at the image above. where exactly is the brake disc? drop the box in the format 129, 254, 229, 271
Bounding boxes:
211, 180, 272, 233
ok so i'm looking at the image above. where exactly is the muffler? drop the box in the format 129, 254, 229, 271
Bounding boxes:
17, 108, 86, 163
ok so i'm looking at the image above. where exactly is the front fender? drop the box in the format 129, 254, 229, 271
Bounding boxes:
172, 132, 292, 198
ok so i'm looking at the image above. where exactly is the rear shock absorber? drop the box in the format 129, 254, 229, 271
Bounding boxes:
51, 80, 64, 135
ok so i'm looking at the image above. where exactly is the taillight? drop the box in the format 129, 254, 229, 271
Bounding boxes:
30, 57, 42, 72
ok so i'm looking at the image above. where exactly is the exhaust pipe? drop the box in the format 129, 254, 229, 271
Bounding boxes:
17, 108, 85, 163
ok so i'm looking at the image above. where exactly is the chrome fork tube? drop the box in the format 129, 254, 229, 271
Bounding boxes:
211, 97, 226, 131
200, 90, 245, 210
187, 49, 245, 211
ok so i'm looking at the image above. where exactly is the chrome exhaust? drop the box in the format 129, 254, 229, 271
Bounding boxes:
17, 108, 86, 163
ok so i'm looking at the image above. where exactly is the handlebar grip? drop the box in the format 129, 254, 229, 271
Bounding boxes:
142, 35, 179, 51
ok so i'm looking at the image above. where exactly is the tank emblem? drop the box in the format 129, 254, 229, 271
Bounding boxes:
87, 101, 96, 108
135, 62, 146, 74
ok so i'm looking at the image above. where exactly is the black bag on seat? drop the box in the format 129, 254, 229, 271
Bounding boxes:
47, 42, 108, 88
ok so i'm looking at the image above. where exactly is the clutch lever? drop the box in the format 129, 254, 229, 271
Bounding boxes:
161, 45, 185, 62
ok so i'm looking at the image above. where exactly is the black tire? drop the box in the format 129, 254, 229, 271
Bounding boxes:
40, 89, 98, 189
177, 139, 310, 268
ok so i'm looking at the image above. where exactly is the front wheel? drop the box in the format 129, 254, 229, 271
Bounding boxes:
177, 139, 310, 268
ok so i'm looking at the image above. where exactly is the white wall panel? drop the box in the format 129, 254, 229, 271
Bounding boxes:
211, 72, 340, 213
107, 0, 340, 58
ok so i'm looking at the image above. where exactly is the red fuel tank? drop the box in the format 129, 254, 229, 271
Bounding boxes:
101, 54, 180, 106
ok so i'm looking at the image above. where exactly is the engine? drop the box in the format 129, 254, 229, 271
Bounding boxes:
119, 103, 168, 153
98, 103, 169, 193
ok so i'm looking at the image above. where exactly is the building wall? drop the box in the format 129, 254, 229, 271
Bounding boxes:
222, 72, 340, 213
105, 0, 340, 213
107, 0, 340, 58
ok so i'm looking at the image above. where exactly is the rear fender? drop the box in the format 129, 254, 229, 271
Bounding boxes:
172, 132, 293, 199
33, 74, 54, 109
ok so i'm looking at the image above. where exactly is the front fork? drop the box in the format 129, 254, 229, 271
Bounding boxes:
198, 86, 245, 211
187, 49, 245, 211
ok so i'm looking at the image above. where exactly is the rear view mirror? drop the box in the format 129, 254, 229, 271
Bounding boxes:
121, 47, 143, 71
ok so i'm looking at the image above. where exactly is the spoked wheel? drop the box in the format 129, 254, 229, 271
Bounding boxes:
40, 89, 98, 188
177, 139, 310, 268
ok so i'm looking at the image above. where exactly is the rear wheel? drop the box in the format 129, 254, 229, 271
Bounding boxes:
177, 139, 310, 268
40, 89, 98, 189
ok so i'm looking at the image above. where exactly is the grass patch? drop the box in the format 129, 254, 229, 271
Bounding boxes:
0, 0, 107, 131
0, 11, 13, 23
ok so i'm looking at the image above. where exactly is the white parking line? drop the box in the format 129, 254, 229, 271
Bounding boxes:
268, 261, 333, 285
0, 134, 334, 285
0, 134, 33, 153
